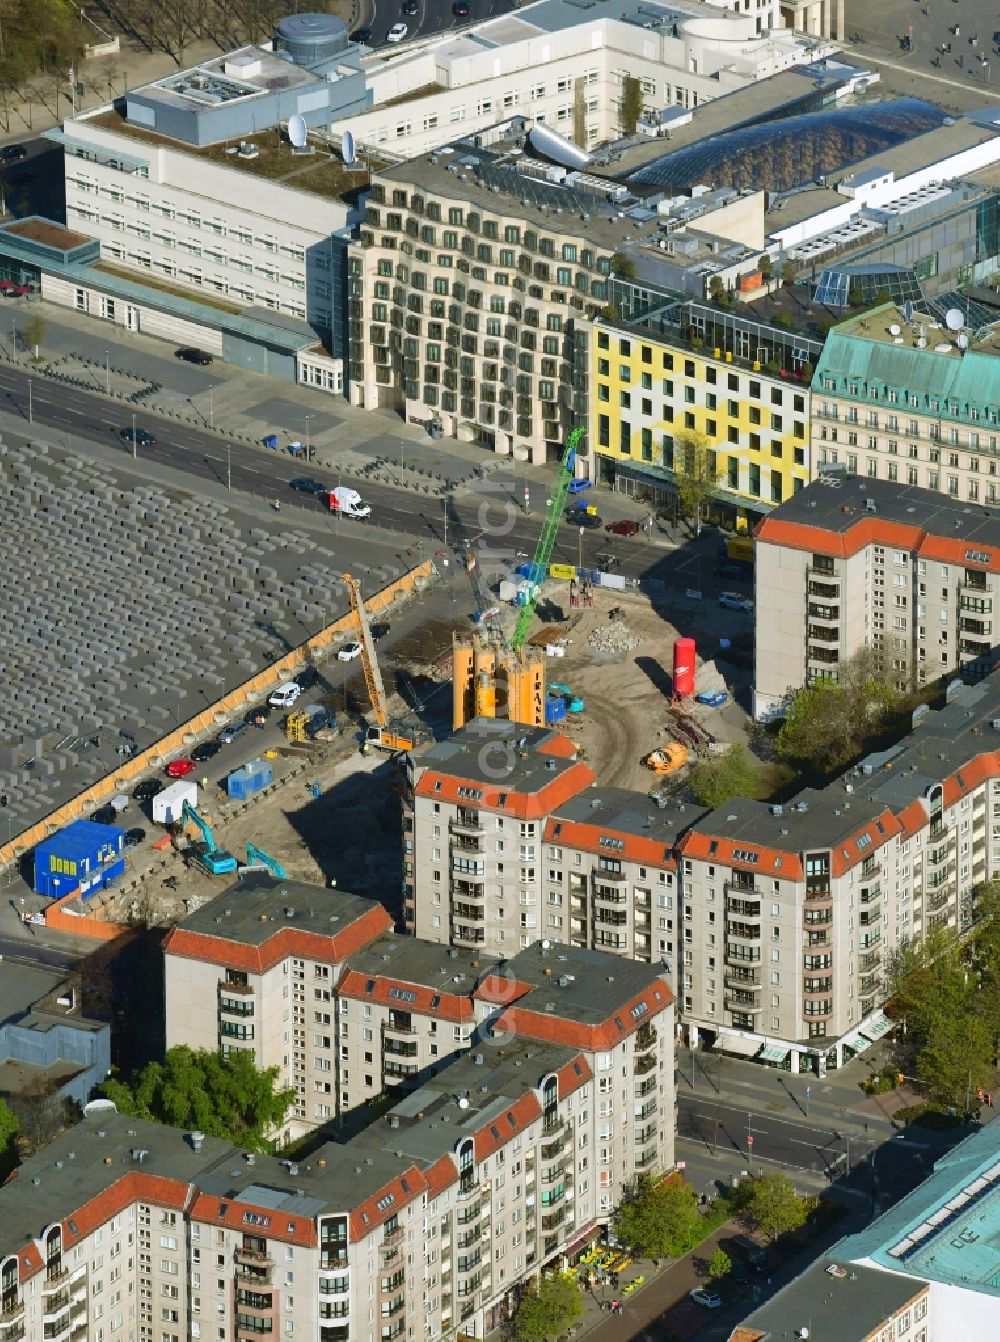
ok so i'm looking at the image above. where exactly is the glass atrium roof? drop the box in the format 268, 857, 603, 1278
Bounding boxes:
626, 98, 946, 195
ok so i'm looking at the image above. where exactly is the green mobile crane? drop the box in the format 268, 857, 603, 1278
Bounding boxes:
510, 427, 584, 652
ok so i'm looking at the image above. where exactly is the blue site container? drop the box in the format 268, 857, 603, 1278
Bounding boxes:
34, 818, 125, 900
545, 694, 567, 724
228, 759, 274, 800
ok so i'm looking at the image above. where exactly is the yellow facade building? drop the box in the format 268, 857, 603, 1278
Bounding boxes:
590, 307, 819, 523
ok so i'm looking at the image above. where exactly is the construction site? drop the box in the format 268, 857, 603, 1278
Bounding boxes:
75, 432, 757, 937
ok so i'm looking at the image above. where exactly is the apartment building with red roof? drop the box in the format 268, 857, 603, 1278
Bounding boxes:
754, 472, 1000, 720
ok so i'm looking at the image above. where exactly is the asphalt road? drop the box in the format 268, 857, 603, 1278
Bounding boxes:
354, 0, 514, 47
0, 360, 754, 596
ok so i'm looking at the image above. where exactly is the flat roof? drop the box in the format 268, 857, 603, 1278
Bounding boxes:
419, 719, 583, 793
551, 784, 697, 848
733, 1257, 927, 1342
0, 961, 67, 1028
176, 873, 383, 947
687, 788, 887, 857
498, 940, 670, 1025
833, 119, 1000, 187
347, 934, 485, 992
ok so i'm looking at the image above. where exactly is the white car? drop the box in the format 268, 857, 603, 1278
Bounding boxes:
269, 681, 303, 708
689, 1288, 723, 1310
718, 591, 754, 613
337, 641, 362, 661
386, 22, 408, 41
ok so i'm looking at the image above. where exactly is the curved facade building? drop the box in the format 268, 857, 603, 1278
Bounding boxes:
627, 98, 946, 194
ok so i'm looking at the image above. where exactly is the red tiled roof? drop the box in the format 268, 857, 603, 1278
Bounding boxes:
941, 750, 1000, 807
337, 968, 474, 1023
62, 1173, 191, 1249
17, 1243, 42, 1285
423, 1153, 457, 1199
537, 734, 579, 758
413, 760, 596, 820
829, 811, 901, 878
163, 905, 393, 974
473, 1091, 542, 1161
543, 816, 677, 868
677, 830, 804, 880
349, 1167, 426, 1240
473, 970, 534, 1009
728, 1328, 765, 1342
496, 985, 672, 1051
556, 1054, 593, 1099
189, 1191, 317, 1248
757, 516, 1000, 573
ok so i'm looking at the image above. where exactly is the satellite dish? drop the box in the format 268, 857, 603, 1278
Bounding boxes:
945, 307, 965, 332
458, 1097, 470, 1109
342, 129, 356, 165
288, 114, 307, 148
889, 324, 901, 336
958, 332, 970, 350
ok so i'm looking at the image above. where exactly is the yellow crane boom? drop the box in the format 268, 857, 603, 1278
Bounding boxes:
341, 572, 417, 752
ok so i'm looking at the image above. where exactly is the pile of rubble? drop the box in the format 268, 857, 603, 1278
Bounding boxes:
586, 620, 643, 655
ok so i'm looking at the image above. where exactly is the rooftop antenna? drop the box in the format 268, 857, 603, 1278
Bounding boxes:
288, 114, 308, 153
945, 307, 964, 333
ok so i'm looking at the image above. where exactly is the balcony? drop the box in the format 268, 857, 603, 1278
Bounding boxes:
726, 897, 761, 918
808, 579, 840, 600
635, 1099, 657, 1121
859, 949, 881, 973
43, 1272, 68, 1290
635, 1025, 658, 1052
0, 1304, 24, 1325
219, 996, 255, 1018
593, 886, 626, 905
725, 994, 762, 1013
453, 927, 486, 945
458, 1179, 481, 1201
859, 972, 880, 995
383, 1018, 416, 1037
725, 878, 760, 897
724, 967, 761, 989
43, 1292, 69, 1314
635, 1148, 657, 1169
635, 1076, 657, 1098
236, 1247, 274, 1269
382, 1226, 404, 1250
928, 889, 953, 912
809, 646, 839, 665
808, 626, 839, 644
450, 813, 484, 835
808, 603, 840, 622
456, 1200, 481, 1225
726, 920, 761, 941
222, 977, 254, 996
541, 1208, 566, 1232
451, 836, 484, 854
634, 1053, 657, 1076
724, 946, 762, 966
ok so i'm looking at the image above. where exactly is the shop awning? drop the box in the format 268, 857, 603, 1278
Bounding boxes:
840, 1031, 874, 1055
861, 1010, 894, 1042
759, 1044, 789, 1063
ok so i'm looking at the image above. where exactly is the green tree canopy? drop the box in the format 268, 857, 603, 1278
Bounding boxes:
776, 649, 897, 772
690, 744, 757, 808
0, 0, 86, 88
102, 1046, 295, 1152
614, 1176, 704, 1259
0, 1097, 19, 1178
672, 428, 720, 535
707, 1247, 732, 1282
511, 1273, 582, 1342
758, 254, 774, 290
743, 1174, 809, 1243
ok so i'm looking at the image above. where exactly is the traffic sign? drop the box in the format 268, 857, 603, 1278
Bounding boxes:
747, 1135, 754, 1147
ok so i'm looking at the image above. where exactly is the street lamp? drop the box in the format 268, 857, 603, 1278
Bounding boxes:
27, 376, 32, 425
131, 411, 137, 460
105, 349, 110, 396
305, 415, 311, 461
578, 525, 584, 571
805, 1085, 812, 1119
227, 443, 231, 492
399, 440, 405, 483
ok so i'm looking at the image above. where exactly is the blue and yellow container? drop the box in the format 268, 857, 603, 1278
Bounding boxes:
34, 819, 125, 899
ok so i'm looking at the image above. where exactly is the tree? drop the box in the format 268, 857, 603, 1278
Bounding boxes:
918, 1012, 994, 1110
708, 275, 730, 309
511, 1273, 582, 1342
743, 1174, 809, 1243
620, 74, 643, 134
614, 1176, 703, 1259
776, 649, 897, 773
21, 311, 45, 355
610, 251, 635, 280
758, 254, 773, 292
0, 1097, 19, 1178
780, 259, 797, 289
102, 1046, 295, 1151
671, 429, 719, 537
572, 76, 586, 149
706, 1247, 732, 1282
690, 744, 757, 808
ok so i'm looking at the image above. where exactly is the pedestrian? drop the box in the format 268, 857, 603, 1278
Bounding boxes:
0, 794, 7, 808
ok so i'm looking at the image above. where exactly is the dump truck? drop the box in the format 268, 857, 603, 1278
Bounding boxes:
327, 486, 371, 519
726, 535, 754, 565
642, 743, 688, 775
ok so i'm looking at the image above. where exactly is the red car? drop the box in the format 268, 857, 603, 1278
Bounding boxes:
606, 518, 641, 536
165, 758, 196, 777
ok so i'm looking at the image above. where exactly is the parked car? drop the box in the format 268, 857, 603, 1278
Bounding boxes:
91, 804, 118, 825
217, 719, 249, 745
352, 26, 372, 42
337, 641, 362, 661
567, 508, 601, 529
715, 561, 746, 580
370, 621, 390, 642
295, 666, 320, 689
606, 518, 641, 536
120, 426, 155, 446
191, 741, 221, 763
719, 591, 754, 613
402, 0, 419, 14
175, 347, 213, 365
689, 1289, 723, 1310
0, 144, 25, 161
132, 779, 164, 801
452, 0, 471, 14
165, 758, 196, 778
727, 1234, 773, 1274
695, 689, 729, 709
124, 827, 147, 848
290, 477, 326, 494
567, 477, 592, 494
386, 22, 409, 40
268, 682, 302, 708
244, 702, 273, 726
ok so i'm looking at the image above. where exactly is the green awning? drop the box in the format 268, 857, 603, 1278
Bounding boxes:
841, 1031, 874, 1055
861, 1010, 893, 1042
759, 1044, 789, 1063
